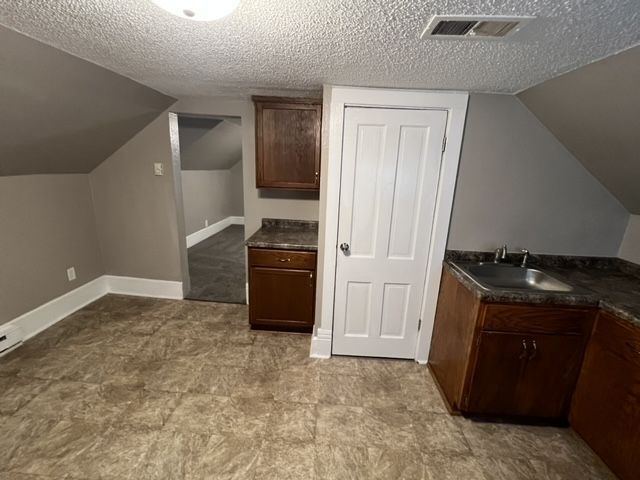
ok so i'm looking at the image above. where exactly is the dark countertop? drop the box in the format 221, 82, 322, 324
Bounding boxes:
246, 218, 318, 251
445, 251, 640, 328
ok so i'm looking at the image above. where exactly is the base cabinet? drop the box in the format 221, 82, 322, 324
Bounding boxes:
248, 247, 316, 333
429, 269, 595, 422
467, 331, 586, 418
570, 312, 640, 480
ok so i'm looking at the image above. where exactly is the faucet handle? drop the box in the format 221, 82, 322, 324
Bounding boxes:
520, 249, 530, 268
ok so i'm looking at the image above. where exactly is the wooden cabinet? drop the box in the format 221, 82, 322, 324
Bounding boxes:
570, 312, 640, 480
429, 269, 595, 422
248, 247, 317, 333
253, 96, 322, 190
467, 331, 586, 418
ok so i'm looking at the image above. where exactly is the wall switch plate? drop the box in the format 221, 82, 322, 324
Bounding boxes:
66, 267, 76, 282
154, 163, 164, 176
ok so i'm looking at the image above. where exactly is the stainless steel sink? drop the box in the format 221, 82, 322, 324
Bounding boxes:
455, 262, 574, 292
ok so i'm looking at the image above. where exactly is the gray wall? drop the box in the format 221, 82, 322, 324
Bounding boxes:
173, 97, 319, 239
179, 119, 243, 170
229, 160, 244, 217
90, 113, 183, 281
181, 162, 244, 236
448, 94, 629, 257
619, 215, 640, 265
0, 25, 175, 176
518, 46, 640, 213
0, 175, 104, 325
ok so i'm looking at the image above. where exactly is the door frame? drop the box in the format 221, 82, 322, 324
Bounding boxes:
311, 86, 469, 363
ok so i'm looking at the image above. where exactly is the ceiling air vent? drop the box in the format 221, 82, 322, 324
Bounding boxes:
422, 15, 534, 39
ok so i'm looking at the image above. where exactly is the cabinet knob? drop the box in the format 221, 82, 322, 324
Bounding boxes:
340, 243, 350, 254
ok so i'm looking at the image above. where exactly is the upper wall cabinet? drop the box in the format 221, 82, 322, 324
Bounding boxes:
253, 96, 322, 190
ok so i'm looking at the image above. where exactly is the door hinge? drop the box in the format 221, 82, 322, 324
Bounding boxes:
418, 319, 422, 331
442, 135, 447, 153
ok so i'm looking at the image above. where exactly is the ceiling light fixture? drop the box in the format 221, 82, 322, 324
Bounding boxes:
150, 0, 240, 21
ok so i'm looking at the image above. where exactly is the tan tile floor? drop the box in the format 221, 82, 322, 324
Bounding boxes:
0, 295, 616, 479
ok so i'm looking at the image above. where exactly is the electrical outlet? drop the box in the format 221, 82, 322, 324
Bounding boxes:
154, 163, 164, 176
205, 219, 209, 227
66, 267, 76, 282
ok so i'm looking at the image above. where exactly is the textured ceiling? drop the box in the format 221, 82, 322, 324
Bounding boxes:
519, 46, 640, 214
0, 25, 175, 176
1, 1, 639, 96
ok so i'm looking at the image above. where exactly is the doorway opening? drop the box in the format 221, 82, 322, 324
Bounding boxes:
177, 114, 246, 304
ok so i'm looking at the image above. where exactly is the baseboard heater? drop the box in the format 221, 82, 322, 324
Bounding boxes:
0, 324, 24, 357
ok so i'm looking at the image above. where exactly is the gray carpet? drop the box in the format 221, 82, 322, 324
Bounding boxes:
186, 225, 246, 304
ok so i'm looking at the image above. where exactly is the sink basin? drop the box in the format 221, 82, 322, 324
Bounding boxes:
457, 262, 574, 292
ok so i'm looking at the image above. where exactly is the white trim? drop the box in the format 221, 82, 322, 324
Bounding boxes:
315, 85, 469, 362
2, 275, 185, 352
186, 216, 245, 248
2, 276, 108, 344
310, 327, 332, 358
105, 276, 184, 299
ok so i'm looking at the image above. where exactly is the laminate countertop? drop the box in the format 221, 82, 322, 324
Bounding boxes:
246, 218, 318, 252
445, 251, 640, 328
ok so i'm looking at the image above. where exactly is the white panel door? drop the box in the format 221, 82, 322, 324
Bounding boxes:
332, 107, 447, 358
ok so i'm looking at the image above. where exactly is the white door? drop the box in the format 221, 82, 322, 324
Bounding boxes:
332, 107, 448, 358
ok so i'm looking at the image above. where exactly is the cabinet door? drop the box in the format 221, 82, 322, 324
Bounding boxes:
571, 313, 640, 480
466, 332, 585, 419
249, 266, 315, 332
255, 100, 321, 190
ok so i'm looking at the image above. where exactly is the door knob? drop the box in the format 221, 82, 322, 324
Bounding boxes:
340, 243, 350, 253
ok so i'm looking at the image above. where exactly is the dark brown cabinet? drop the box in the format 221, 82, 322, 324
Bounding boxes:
429, 269, 595, 422
248, 247, 316, 333
467, 331, 586, 418
571, 312, 640, 480
253, 96, 322, 190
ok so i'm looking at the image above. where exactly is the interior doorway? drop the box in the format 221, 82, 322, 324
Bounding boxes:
177, 114, 246, 304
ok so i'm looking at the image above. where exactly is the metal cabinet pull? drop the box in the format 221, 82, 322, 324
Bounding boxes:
279, 258, 291, 262
519, 339, 528, 360
528, 340, 537, 360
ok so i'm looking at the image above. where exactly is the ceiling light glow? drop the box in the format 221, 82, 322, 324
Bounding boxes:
150, 0, 240, 21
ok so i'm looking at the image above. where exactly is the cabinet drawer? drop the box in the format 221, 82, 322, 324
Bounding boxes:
249, 248, 316, 270
482, 304, 594, 336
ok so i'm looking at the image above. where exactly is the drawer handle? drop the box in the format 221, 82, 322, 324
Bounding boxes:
279, 258, 291, 262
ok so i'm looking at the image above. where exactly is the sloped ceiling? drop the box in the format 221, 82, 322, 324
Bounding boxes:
1, 1, 639, 96
178, 117, 242, 171
518, 45, 640, 213
0, 25, 175, 176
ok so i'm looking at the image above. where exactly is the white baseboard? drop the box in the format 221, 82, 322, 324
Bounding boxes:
310, 327, 332, 359
105, 275, 183, 299
2, 275, 184, 354
186, 216, 245, 248
2, 276, 109, 344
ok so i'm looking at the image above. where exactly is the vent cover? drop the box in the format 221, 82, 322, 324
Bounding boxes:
422, 15, 534, 39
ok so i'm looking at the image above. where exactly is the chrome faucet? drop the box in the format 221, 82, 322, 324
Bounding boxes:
520, 249, 530, 268
494, 244, 508, 263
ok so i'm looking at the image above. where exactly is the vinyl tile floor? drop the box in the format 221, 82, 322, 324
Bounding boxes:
186, 224, 246, 304
0, 295, 615, 479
